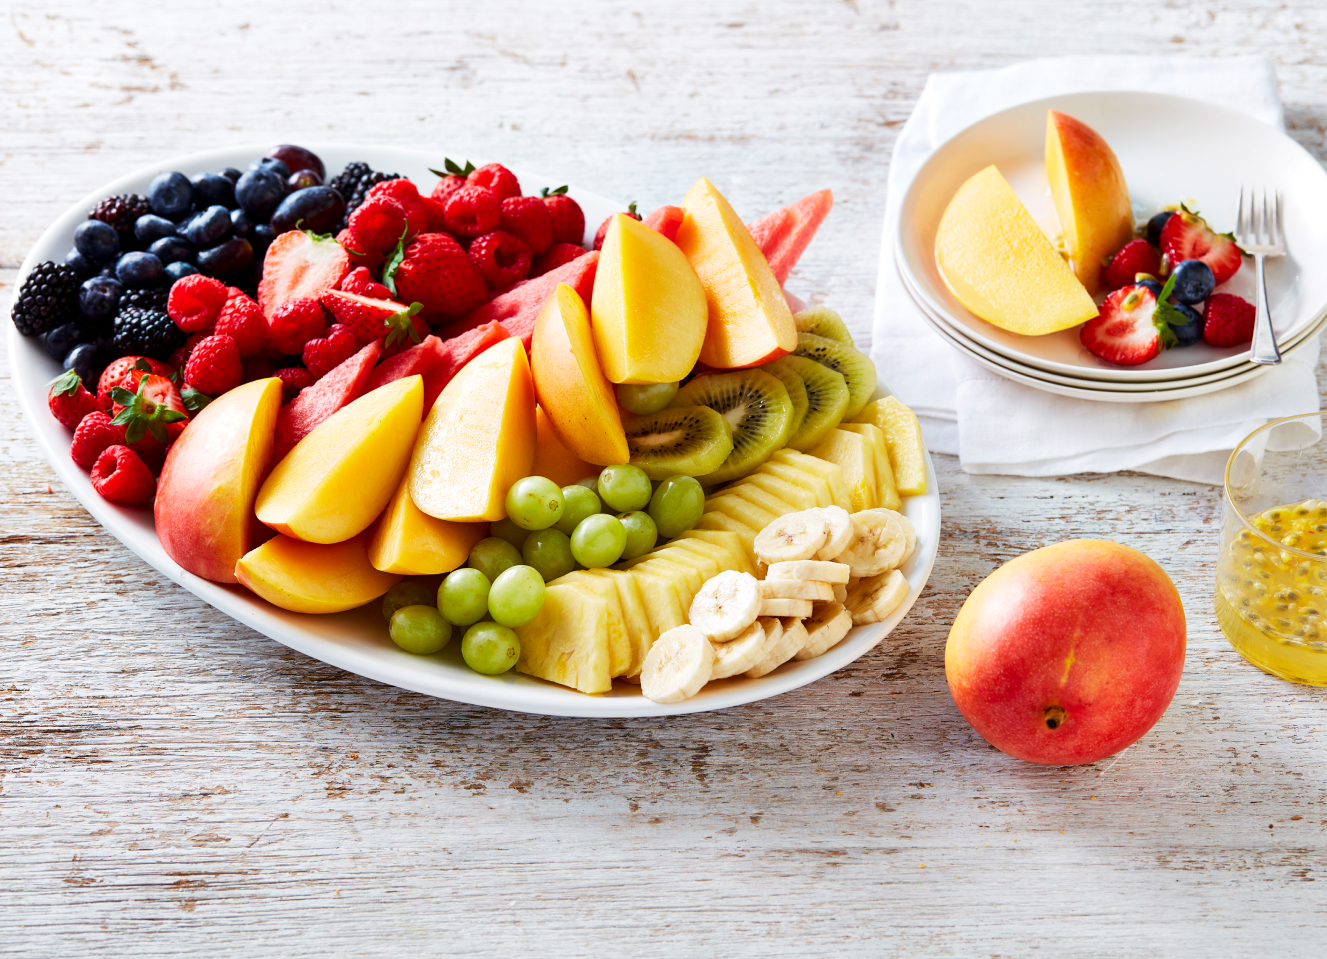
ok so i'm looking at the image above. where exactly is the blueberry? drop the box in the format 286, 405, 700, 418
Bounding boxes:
135, 213, 178, 246
74, 219, 121, 264
1147, 211, 1176, 247
1136, 279, 1165, 299
62, 342, 103, 384
219, 167, 243, 184
42, 321, 89, 361
249, 156, 292, 180
115, 251, 165, 288
148, 171, 194, 219
270, 186, 346, 235
197, 236, 254, 275
1170, 302, 1205, 346
184, 205, 233, 247
1170, 259, 1215, 305
251, 224, 276, 256
65, 247, 97, 278
165, 260, 200, 281
99, 264, 117, 278
79, 275, 124, 325
149, 235, 196, 265
230, 207, 253, 238
192, 172, 236, 209
235, 168, 286, 218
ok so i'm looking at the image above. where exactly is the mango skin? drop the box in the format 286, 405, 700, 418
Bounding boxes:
155, 377, 283, 584
256, 376, 424, 544
235, 531, 402, 614
368, 475, 487, 575
408, 337, 536, 522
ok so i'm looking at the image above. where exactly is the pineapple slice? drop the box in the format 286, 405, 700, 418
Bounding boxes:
667, 537, 748, 577
811, 429, 877, 512
621, 545, 722, 581
676, 529, 756, 575
580, 568, 653, 678
769, 449, 852, 510
706, 493, 779, 533
630, 566, 687, 640
838, 422, 901, 510
739, 472, 818, 512
514, 583, 613, 694
728, 482, 800, 522
855, 397, 927, 496
554, 571, 634, 678
695, 510, 762, 568
633, 556, 704, 611
755, 461, 834, 508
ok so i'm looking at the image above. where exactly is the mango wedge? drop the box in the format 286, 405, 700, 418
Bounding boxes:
235, 532, 401, 614
367, 475, 487, 575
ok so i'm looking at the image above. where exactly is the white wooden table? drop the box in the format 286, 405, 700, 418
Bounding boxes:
4, 3, 1327, 955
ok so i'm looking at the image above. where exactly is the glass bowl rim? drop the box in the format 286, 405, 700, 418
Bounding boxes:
1224, 410, 1327, 564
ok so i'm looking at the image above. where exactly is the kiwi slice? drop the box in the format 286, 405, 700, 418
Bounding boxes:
625, 405, 734, 480
770, 355, 849, 452
761, 356, 809, 439
671, 370, 793, 486
794, 307, 854, 346
793, 332, 877, 420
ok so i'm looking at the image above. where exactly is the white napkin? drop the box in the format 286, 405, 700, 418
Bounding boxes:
870, 55, 1320, 484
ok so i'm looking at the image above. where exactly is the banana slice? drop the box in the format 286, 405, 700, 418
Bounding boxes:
836, 509, 907, 576
814, 506, 854, 561
759, 579, 835, 602
832, 582, 848, 604
641, 625, 715, 703
710, 619, 775, 679
759, 597, 813, 618
754, 510, 827, 564
845, 568, 909, 626
893, 510, 917, 565
688, 570, 760, 642
793, 602, 853, 660
745, 617, 802, 678
765, 560, 851, 584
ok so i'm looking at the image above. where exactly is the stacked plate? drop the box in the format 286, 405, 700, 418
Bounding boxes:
892, 92, 1327, 403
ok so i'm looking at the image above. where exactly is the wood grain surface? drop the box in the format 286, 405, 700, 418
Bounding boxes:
4, 2, 1327, 956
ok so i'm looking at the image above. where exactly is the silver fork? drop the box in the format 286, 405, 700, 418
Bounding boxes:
1234, 188, 1285, 366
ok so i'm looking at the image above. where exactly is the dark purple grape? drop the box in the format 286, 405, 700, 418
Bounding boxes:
270, 186, 346, 235
266, 144, 325, 180
287, 169, 322, 191
197, 236, 254, 275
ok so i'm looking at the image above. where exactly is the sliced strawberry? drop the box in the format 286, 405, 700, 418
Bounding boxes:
1159, 208, 1244, 284
1103, 238, 1162, 291
1080, 285, 1172, 366
109, 373, 189, 446
257, 229, 352, 318
320, 289, 424, 347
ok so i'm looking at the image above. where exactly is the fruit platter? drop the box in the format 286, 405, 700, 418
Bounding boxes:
9, 143, 939, 717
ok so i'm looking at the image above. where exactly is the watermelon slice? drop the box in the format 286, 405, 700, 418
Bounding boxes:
746, 189, 833, 286
437, 250, 599, 349
362, 321, 511, 412
270, 340, 382, 464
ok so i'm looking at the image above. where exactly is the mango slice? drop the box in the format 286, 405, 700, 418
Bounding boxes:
367, 475, 487, 575
235, 532, 401, 614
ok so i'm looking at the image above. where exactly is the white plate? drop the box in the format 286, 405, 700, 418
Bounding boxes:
895, 91, 1327, 383
8, 143, 940, 717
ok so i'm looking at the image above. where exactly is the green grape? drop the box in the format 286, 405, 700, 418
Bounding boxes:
462, 621, 521, 675
466, 537, 522, 584
505, 475, 565, 531
570, 513, 627, 569
381, 581, 433, 620
389, 605, 453, 655
649, 474, 705, 539
597, 464, 652, 512
522, 528, 576, 582
615, 381, 679, 415
555, 484, 602, 535
574, 475, 599, 490
489, 515, 528, 549
439, 567, 491, 626
488, 564, 546, 628
618, 511, 658, 560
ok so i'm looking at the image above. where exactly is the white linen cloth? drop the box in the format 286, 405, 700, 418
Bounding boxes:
869, 55, 1320, 484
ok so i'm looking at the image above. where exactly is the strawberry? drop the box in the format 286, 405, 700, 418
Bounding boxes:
70, 411, 125, 471
429, 159, 476, 205
1102, 238, 1162, 291
388, 232, 489, 322
1080, 285, 1175, 366
1203, 293, 1256, 347
167, 274, 228, 332
109, 373, 188, 447
348, 194, 410, 255
257, 229, 352, 319
273, 366, 313, 403
467, 162, 521, 201
90, 445, 156, 507
214, 291, 269, 357
321, 289, 426, 347
594, 202, 640, 250
303, 323, 361, 379
98, 356, 173, 405
531, 242, 588, 278
644, 205, 685, 243
468, 231, 532, 289
443, 185, 501, 238
339, 266, 393, 300
499, 195, 554, 256
267, 297, 327, 355
541, 186, 585, 245
47, 370, 104, 429
337, 227, 385, 275
184, 334, 242, 395
1159, 207, 1244, 284
365, 179, 428, 238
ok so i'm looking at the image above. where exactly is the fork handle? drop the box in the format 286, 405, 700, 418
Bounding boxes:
1249, 252, 1282, 366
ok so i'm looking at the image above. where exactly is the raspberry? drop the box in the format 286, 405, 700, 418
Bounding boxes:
365, 179, 428, 238
268, 297, 327, 355
241, 352, 275, 383
337, 227, 385, 275
47, 370, 105, 430
443, 185, 501, 238
1103, 239, 1163, 291
531, 242, 588, 278
347, 194, 409, 255
499, 195, 554, 256
274, 366, 313, 403
214, 292, 270, 357
542, 190, 586, 245
184, 334, 243, 395
421, 195, 449, 233
91, 445, 156, 506
167, 274, 229, 332
303, 323, 360, 379
169, 331, 208, 372
339, 266, 393, 300
468, 231, 532, 289
467, 163, 520, 201
1203, 293, 1256, 347
70, 411, 125, 471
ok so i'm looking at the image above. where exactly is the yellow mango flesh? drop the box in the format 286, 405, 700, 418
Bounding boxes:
515, 582, 612, 694
855, 397, 928, 496
235, 532, 401, 614
812, 429, 877, 512
935, 165, 1098, 335
591, 213, 707, 384
838, 422, 901, 510
531, 283, 629, 465
408, 337, 536, 522
256, 376, 424, 544
1046, 110, 1133, 296
531, 405, 597, 487
676, 177, 797, 369
367, 474, 487, 575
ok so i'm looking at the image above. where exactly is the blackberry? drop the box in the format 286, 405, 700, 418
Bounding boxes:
10, 261, 80, 336
90, 194, 151, 236
118, 285, 170, 314
328, 161, 402, 228
112, 307, 184, 360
